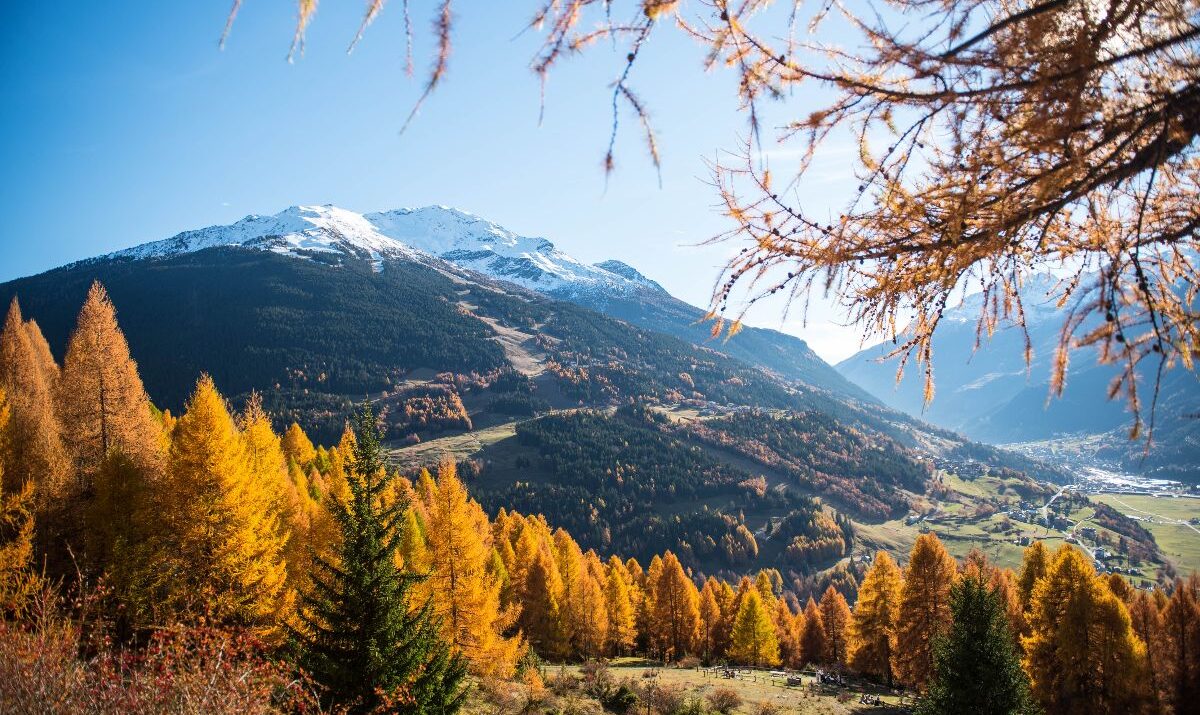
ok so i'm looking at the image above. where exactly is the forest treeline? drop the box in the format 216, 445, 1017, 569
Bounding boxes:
0, 283, 1198, 714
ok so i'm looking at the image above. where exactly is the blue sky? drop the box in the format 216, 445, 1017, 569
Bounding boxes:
0, 2, 867, 361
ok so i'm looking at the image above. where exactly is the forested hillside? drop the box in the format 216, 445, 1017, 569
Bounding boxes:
0, 283, 1193, 715
0, 247, 824, 442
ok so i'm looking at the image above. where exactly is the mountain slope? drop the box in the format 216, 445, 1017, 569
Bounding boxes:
1, 210, 1099, 579
366, 206, 868, 397
90, 204, 865, 399
836, 275, 1200, 479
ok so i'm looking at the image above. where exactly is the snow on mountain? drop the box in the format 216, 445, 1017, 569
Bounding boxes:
107, 204, 656, 297
110, 205, 425, 269
365, 206, 646, 297
593, 260, 668, 293
87, 202, 869, 398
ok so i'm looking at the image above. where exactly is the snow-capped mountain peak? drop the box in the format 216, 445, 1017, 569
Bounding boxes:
106, 203, 662, 299
110, 204, 423, 267
364, 206, 640, 296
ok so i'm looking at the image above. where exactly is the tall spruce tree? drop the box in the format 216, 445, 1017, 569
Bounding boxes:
918, 574, 1036, 715
295, 403, 466, 714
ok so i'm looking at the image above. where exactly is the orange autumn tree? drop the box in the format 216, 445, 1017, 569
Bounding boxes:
605, 557, 638, 656
698, 578, 723, 662
649, 551, 701, 662
0, 299, 70, 505
161, 375, 289, 629
59, 282, 163, 483
819, 585, 851, 666
1023, 545, 1148, 713
1162, 574, 1200, 713
572, 551, 610, 659
800, 596, 825, 666
729, 588, 780, 667
849, 551, 903, 686
419, 460, 525, 677
57, 282, 167, 579
894, 533, 957, 689
0, 387, 37, 613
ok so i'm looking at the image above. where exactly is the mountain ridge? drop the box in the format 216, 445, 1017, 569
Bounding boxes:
83, 203, 867, 399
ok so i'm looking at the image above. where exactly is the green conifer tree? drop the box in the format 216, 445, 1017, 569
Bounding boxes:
918, 574, 1036, 715
295, 403, 467, 714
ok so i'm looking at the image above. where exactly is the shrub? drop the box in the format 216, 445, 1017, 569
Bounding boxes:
706, 687, 743, 715
0, 620, 317, 714
603, 684, 639, 714
646, 683, 688, 715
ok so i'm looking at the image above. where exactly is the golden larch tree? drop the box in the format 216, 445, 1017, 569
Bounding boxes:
0, 387, 37, 613
572, 552, 610, 659
59, 281, 163, 482
698, 578, 723, 662
649, 551, 700, 662
801, 596, 826, 666
162, 375, 289, 629
894, 533, 957, 689
729, 588, 780, 668
849, 552, 903, 686
239, 394, 303, 615
520, 543, 568, 661
1162, 574, 1200, 713
23, 320, 58, 393
553, 527, 587, 653
713, 578, 737, 660
398, 507, 430, 575
280, 422, 317, 469
1017, 540, 1050, 614
605, 557, 637, 656
421, 460, 524, 677
0, 299, 70, 502
773, 597, 803, 668
1128, 588, 1168, 706
819, 585, 852, 666
1023, 545, 1149, 714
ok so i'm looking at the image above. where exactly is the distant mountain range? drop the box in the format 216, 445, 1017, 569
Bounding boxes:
837, 275, 1200, 480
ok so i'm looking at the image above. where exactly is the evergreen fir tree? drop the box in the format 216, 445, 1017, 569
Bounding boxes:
295, 403, 466, 714
918, 574, 1036, 715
